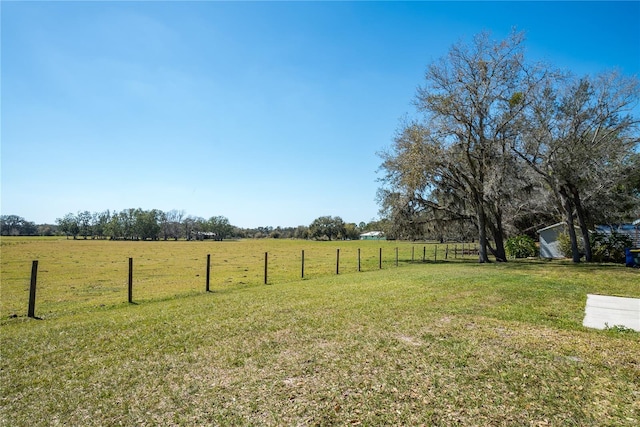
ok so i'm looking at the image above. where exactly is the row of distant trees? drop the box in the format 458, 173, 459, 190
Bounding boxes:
378, 30, 640, 262
0, 215, 41, 236
1, 211, 386, 241
54, 209, 228, 241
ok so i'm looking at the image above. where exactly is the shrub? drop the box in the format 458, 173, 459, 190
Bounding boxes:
590, 231, 633, 263
557, 232, 573, 258
505, 235, 537, 258
557, 232, 586, 259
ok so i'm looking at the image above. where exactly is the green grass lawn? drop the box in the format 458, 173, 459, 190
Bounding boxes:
1, 238, 639, 425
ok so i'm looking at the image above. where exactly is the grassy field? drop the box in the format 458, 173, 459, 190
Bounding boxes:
1, 237, 468, 319
1, 237, 639, 425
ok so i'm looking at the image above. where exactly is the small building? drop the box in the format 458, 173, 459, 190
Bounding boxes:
537, 222, 582, 259
538, 220, 640, 260
360, 231, 385, 240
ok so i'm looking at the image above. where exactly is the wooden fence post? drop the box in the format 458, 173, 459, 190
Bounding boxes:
423, 246, 426, 262
128, 257, 133, 303
264, 252, 268, 284
395, 247, 399, 267
445, 244, 449, 260
412, 246, 415, 262
379, 248, 382, 269
336, 249, 340, 275
435, 245, 438, 262
358, 248, 361, 272
27, 260, 38, 318
206, 254, 211, 292
301, 250, 305, 279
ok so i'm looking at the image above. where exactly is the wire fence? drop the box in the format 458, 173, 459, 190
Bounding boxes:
1, 239, 480, 320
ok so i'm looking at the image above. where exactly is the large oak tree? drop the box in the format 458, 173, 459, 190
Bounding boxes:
513, 72, 640, 261
380, 31, 545, 262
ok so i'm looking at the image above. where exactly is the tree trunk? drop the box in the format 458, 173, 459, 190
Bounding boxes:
571, 186, 592, 262
492, 227, 507, 262
487, 207, 508, 262
476, 206, 490, 263
559, 187, 580, 263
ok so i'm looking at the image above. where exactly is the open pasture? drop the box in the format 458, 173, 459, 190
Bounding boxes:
1, 238, 639, 425
1, 237, 463, 319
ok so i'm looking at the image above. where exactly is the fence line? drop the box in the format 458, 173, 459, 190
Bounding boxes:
16, 243, 479, 319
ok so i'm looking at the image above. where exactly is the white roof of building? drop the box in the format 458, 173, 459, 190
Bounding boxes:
360, 231, 384, 237
537, 222, 566, 233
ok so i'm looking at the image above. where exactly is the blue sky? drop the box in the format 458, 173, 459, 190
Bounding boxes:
2, 1, 639, 228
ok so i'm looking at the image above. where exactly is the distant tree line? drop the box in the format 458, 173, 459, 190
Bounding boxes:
378, 30, 640, 262
52, 209, 238, 241
0, 215, 39, 236
2, 211, 384, 241
237, 217, 386, 240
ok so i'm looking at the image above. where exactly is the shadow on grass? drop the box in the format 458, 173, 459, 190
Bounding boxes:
488, 258, 632, 272
1, 314, 43, 325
